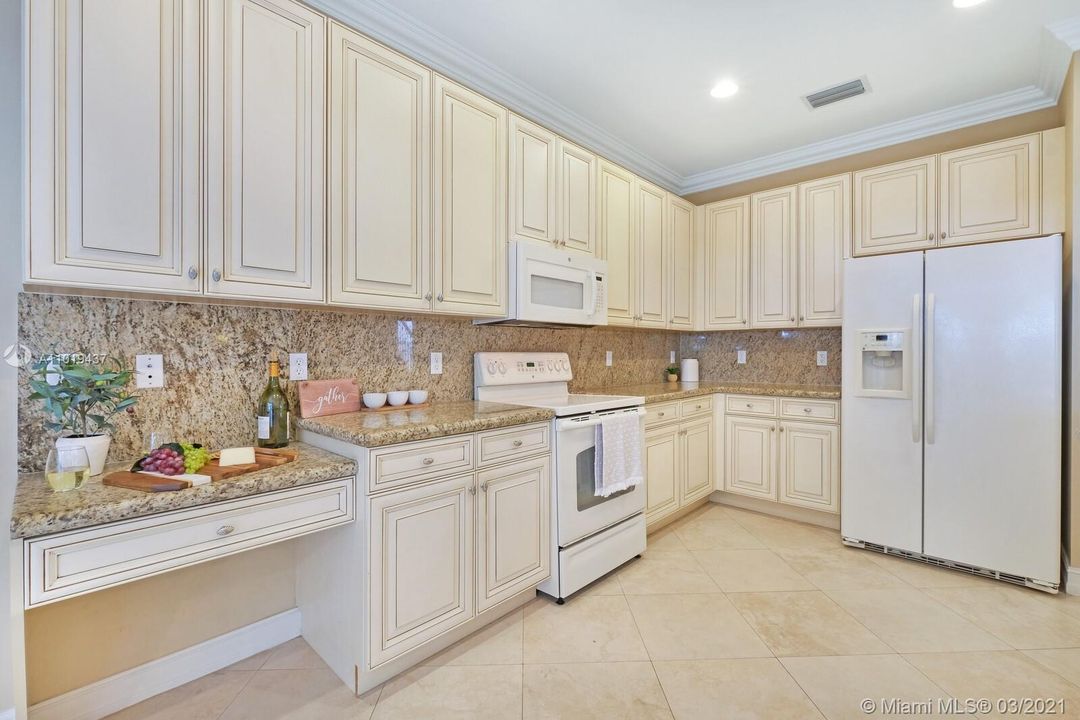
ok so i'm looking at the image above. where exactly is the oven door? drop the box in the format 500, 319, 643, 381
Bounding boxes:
513, 242, 607, 326
555, 407, 646, 546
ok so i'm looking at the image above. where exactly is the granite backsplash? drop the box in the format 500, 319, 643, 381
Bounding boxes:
17, 293, 841, 471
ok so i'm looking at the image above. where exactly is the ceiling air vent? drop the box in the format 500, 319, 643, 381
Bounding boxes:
803, 77, 869, 110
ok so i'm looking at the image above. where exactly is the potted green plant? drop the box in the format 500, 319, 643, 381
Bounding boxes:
27, 355, 138, 476
666, 365, 679, 383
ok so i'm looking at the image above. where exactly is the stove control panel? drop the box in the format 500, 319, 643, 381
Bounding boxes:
474, 352, 572, 386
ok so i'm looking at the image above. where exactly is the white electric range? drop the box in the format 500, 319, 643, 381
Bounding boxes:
474, 352, 646, 603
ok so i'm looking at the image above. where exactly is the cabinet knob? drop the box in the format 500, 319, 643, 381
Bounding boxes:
780, 427, 785, 433
216, 525, 235, 537
512, 439, 523, 447
658, 412, 665, 418
696, 404, 702, 410
187, 266, 198, 280
422, 457, 434, 466
469, 485, 476, 495
480, 482, 488, 492
745, 403, 752, 409
928, 232, 935, 241
424, 292, 432, 301
437, 293, 444, 303
212, 268, 222, 282
940, 232, 947, 239
803, 407, 812, 413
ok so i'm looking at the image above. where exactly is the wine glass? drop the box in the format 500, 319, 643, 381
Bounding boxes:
45, 446, 90, 492
145, 431, 173, 453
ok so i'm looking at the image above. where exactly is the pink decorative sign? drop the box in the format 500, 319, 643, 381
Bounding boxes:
297, 379, 361, 418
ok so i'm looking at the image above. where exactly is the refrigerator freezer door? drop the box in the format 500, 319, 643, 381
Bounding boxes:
923, 235, 1061, 584
841, 251, 925, 553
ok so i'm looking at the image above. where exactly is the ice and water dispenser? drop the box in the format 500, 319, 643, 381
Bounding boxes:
855, 330, 910, 399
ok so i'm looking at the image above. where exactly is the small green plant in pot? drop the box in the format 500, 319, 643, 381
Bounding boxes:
666, 365, 679, 383
27, 355, 138, 476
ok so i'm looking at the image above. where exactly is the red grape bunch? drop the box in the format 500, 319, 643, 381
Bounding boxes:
139, 446, 187, 476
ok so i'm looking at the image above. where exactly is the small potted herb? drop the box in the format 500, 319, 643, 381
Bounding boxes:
27, 355, 138, 475
666, 365, 679, 383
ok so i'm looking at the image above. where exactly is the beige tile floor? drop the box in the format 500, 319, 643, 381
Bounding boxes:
107, 503, 1080, 719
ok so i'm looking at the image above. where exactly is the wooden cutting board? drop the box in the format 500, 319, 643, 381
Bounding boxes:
103, 448, 299, 493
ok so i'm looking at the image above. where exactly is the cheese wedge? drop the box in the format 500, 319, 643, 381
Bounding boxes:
219, 447, 256, 466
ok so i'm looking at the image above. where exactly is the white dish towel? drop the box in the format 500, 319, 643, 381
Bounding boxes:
594, 413, 644, 497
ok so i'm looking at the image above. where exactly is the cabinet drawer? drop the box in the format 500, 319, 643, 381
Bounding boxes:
25, 478, 353, 607
780, 399, 839, 422
477, 422, 550, 467
645, 401, 680, 427
679, 396, 714, 419
369, 435, 474, 492
725, 395, 778, 417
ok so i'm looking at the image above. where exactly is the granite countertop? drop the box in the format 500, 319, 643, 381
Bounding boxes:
296, 400, 555, 448
11, 442, 356, 540
579, 381, 841, 403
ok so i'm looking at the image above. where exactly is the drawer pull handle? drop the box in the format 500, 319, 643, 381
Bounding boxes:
695, 404, 702, 409
512, 440, 523, 447
658, 412, 665, 417
803, 407, 812, 413
216, 525, 235, 537
422, 457, 435, 465
745, 403, 752, 409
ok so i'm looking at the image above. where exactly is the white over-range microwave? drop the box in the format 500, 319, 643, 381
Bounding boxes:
475, 241, 608, 327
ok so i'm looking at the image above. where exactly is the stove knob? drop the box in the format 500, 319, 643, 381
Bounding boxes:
487, 361, 497, 375
498, 361, 506, 374
561, 359, 570, 371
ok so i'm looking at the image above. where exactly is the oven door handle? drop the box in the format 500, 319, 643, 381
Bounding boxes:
554, 406, 645, 431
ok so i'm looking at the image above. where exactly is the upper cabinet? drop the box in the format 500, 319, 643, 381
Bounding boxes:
798, 174, 848, 326
750, 186, 797, 328
702, 197, 750, 330
598, 159, 637, 326
557, 140, 598, 255
328, 24, 432, 311
636, 179, 668, 328
667, 195, 695, 329
853, 156, 937, 257
433, 75, 508, 317
508, 114, 558, 246
27, 0, 202, 294
205, 0, 326, 303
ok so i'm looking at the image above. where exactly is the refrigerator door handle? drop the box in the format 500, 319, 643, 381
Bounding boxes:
912, 293, 922, 443
925, 293, 936, 444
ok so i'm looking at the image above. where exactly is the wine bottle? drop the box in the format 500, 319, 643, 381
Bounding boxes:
257, 352, 290, 448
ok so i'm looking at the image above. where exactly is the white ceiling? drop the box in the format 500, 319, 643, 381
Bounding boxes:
318, 0, 1080, 193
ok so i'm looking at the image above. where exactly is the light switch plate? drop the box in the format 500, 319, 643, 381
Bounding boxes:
605, 351, 613, 367
816, 351, 828, 367
736, 350, 747, 365
669, 351, 676, 363
135, 354, 164, 388
430, 352, 443, 375
288, 353, 308, 380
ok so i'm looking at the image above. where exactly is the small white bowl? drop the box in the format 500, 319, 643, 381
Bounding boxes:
387, 391, 409, 407
363, 392, 387, 409
408, 390, 428, 405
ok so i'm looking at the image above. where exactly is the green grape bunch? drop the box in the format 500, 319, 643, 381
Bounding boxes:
181, 443, 211, 474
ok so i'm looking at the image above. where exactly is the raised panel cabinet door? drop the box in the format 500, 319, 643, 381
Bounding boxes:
433, 75, 508, 317
645, 424, 680, 525
328, 23, 431, 311
205, 0, 326, 302
668, 194, 695, 329
939, 134, 1040, 247
750, 186, 798, 328
598, 159, 637, 326
779, 421, 839, 513
476, 457, 550, 612
557, 140, 598, 255
368, 474, 475, 667
703, 197, 750, 329
509, 113, 557, 246
853, 156, 937, 257
681, 417, 713, 503
724, 416, 776, 500
636, 179, 668, 328
27, 0, 201, 293
798, 174, 849, 326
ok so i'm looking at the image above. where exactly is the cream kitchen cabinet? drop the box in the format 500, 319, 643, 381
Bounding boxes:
798, 174, 848, 326
702, 197, 750, 329
779, 421, 840, 513
328, 24, 432, 311
853, 156, 937, 257
645, 399, 716, 528
205, 0, 327, 303
598, 159, 637, 325
681, 416, 714, 504
750, 186, 798, 328
644, 423, 680, 525
668, 194, 696, 329
636, 179, 669, 328
557, 140, 598, 255
27, 0, 202, 294
508, 114, 558, 246
433, 75, 508, 317
724, 416, 777, 500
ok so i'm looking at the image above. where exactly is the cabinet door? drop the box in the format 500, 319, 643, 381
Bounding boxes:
703, 197, 750, 329
509, 114, 557, 246
724, 416, 776, 500
681, 417, 714, 504
598, 159, 637, 326
668, 194, 695, 329
27, 0, 201, 294
206, 0, 326, 302
433, 76, 508, 317
779, 421, 839, 513
939, 134, 1040, 247
368, 474, 474, 667
476, 457, 550, 612
557, 140, 598, 255
645, 424, 680, 525
328, 24, 431, 311
853, 156, 937, 257
798, 174, 848, 326
636, 179, 668, 328
751, 186, 797, 328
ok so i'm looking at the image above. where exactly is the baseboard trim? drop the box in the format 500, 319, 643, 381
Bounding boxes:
28, 608, 302, 720
1066, 565, 1080, 596
709, 491, 841, 530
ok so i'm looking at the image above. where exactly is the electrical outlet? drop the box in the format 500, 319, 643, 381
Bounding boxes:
605, 351, 613, 367
135, 354, 164, 388
669, 351, 676, 363
288, 353, 308, 380
736, 350, 747, 365
430, 352, 443, 375
816, 351, 828, 367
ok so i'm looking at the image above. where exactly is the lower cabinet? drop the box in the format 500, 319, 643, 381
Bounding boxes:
644, 424, 680, 523
779, 421, 840, 512
725, 416, 776, 500
645, 401, 715, 528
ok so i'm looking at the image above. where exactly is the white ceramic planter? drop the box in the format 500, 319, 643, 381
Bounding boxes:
56, 434, 112, 476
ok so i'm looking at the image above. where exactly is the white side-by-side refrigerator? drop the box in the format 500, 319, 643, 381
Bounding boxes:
841, 234, 1062, 590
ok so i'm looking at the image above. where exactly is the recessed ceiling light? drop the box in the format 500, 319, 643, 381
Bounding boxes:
710, 79, 739, 99
952, 0, 987, 7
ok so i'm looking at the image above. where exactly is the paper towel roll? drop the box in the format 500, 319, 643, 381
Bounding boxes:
680, 359, 699, 383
